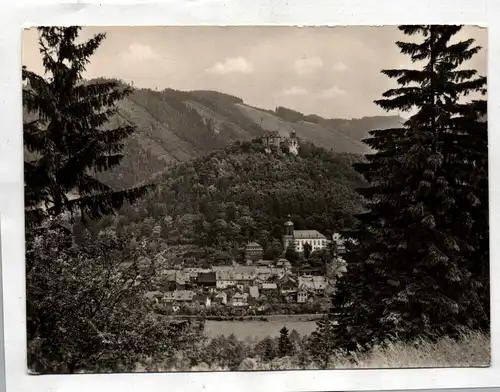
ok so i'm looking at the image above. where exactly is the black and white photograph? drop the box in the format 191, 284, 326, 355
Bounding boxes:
21, 24, 489, 374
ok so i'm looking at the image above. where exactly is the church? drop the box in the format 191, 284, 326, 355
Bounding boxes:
282, 218, 329, 254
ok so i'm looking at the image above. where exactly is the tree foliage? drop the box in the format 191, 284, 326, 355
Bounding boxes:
26, 223, 202, 373
328, 25, 488, 352
88, 141, 367, 263
278, 326, 294, 357
23, 27, 201, 374
303, 242, 312, 259
309, 314, 338, 369
23, 27, 147, 226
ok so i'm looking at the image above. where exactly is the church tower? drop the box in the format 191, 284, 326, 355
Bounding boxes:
288, 130, 299, 155
283, 216, 295, 250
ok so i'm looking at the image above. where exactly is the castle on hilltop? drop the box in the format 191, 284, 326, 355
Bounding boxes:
261, 130, 299, 155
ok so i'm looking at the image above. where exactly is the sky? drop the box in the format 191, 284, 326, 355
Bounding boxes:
22, 26, 487, 119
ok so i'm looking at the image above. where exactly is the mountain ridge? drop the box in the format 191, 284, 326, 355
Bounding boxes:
24, 78, 405, 189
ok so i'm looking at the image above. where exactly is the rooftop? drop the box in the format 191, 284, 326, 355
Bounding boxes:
294, 230, 327, 239
298, 276, 327, 290
197, 272, 216, 282
245, 242, 263, 249
164, 290, 195, 301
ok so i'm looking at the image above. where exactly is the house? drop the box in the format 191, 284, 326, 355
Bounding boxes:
256, 259, 273, 266
233, 272, 256, 285
276, 259, 292, 271
298, 276, 327, 294
164, 290, 195, 303
144, 291, 163, 304
269, 267, 286, 278
231, 292, 247, 307
158, 270, 177, 291
260, 282, 278, 290
193, 294, 211, 308
262, 130, 281, 149
282, 219, 329, 253
175, 277, 186, 290
249, 285, 260, 299
216, 271, 237, 289
255, 266, 273, 281
214, 291, 228, 305
175, 271, 191, 289
244, 242, 264, 261
279, 274, 298, 294
196, 272, 217, 288
331, 233, 346, 254
236, 283, 245, 292
185, 267, 211, 279
297, 289, 309, 303
212, 265, 234, 273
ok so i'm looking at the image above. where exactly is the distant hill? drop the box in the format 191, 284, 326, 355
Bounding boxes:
91, 141, 368, 258
23, 79, 405, 189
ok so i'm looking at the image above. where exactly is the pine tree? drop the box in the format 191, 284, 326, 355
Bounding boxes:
256, 336, 277, 362
278, 326, 294, 357
23, 27, 147, 228
309, 314, 337, 369
331, 25, 488, 350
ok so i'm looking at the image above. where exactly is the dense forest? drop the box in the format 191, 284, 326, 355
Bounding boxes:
81, 139, 367, 265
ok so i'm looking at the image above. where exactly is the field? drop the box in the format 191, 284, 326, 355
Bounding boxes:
203, 314, 321, 340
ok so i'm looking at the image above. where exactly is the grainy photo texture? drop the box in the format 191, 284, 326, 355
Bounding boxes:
22, 25, 489, 374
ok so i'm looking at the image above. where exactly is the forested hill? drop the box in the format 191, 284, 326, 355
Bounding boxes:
69, 79, 402, 189
89, 141, 368, 261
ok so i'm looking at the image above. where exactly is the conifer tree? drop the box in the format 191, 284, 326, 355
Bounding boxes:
23, 27, 147, 227
330, 25, 488, 351
309, 314, 337, 369
278, 326, 294, 357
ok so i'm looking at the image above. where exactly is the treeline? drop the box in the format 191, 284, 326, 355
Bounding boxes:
132, 325, 338, 372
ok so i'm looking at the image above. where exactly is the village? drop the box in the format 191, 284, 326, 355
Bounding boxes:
143, 219, 347, 315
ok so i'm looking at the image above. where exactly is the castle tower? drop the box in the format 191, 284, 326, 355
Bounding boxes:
288, 130, 299, 155
283, 216, 295, 250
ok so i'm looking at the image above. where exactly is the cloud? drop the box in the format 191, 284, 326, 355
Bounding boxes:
205, 56, 254, 75
333, 61, 348, 72
293, 56, 324, 75
320, 85, 346, 99
280, 86, 308, 97
121, 43, 160, 62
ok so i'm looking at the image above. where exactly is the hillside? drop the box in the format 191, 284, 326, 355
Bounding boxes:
86, 141, 368, 264
23, 79, 404, 189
